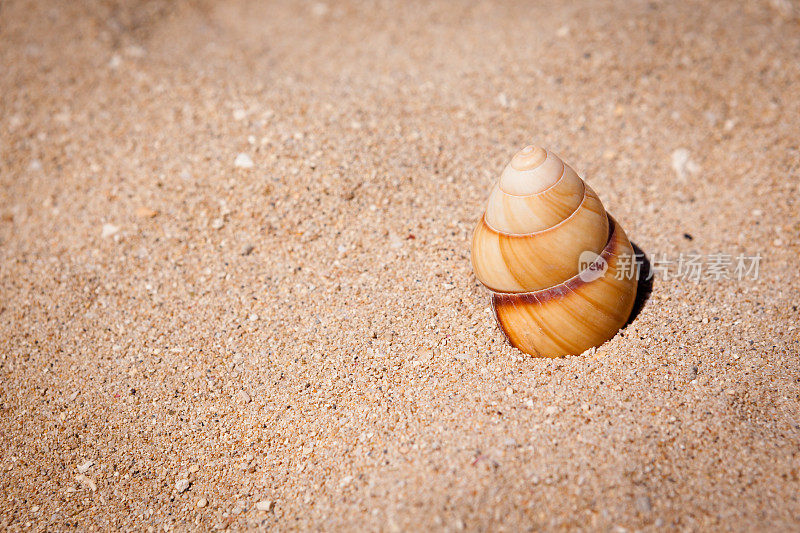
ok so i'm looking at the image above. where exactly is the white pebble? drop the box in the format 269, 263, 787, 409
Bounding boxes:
234, 153, 254, 169
256, 499, 274, 512
233, 109, 247, 121
77, 460, 93, 474
175, 478, 191, 493
196, 497, 208, 508
101, 223, 119, 238
671, 148, 699, 180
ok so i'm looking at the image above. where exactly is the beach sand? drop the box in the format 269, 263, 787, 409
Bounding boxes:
1, 0, 799, 530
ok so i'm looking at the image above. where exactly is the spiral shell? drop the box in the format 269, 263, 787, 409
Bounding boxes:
471, 146, 638, 357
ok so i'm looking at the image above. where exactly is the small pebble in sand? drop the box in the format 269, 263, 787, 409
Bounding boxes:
236, 390, 252, 403
135, 207, 158, 218
101, 223, 119, 238
242, 244, 255, 256
76, 460, 93, 473
671, 148, 699, 180
196, 497, 208, 508
233, 109, 247, 121
234, 153, 254, 169
211, 218, 225, 230
544, 405, 558, 416
256, 500, 274, 512
175, 479, 191, 493
75, 474, 96, 491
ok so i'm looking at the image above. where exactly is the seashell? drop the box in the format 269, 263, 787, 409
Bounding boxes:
471, 145, 638, 357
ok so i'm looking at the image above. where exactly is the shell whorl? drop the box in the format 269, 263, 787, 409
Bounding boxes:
470, 145, 638, 357
498, 145, 563, 196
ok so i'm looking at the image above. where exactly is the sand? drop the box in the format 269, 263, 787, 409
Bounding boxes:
1, 0, 799, 530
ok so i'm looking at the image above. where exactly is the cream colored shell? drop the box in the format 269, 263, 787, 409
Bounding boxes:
470, 145, 638, 357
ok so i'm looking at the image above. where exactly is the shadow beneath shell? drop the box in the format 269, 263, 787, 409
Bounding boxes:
625, 242, 653, 327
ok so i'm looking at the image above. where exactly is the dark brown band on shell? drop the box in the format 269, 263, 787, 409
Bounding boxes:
489, 215, 623, 356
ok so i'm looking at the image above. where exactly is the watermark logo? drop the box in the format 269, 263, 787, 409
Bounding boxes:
578, 251, 608, 282
576, 251, 762, 282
